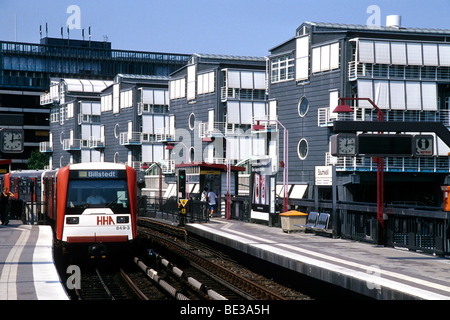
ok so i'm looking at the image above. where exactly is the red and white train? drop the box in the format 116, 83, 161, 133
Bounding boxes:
3, 162, 138, 256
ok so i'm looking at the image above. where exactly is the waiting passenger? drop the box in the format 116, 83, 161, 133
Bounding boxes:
1, 187, 14, 225
86, 189, 106, 205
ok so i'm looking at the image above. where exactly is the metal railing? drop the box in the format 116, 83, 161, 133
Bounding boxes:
39, 141, 53, 153
63, 139, 82, 150
119, 132, 143, 145
326, 152, 450, 173
139, 196, 209, 223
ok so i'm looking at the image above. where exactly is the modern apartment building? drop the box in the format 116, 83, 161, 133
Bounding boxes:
267, 19, 450, 206
1, 37, 189, 170
40, 74, 175, 175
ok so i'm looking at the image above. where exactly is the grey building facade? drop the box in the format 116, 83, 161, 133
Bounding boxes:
268, 20, 450, 206
41, 74, 174, 172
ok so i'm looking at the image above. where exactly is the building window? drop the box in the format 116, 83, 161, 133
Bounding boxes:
298, 96, 309, 117
189, 113, 195, 130
271, 53, 294, 83
189, 147, 195, 162
114, 124, 120, 139
297, 139, 308, 160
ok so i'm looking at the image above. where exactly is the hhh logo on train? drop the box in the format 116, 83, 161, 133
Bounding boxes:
97, 216, 115, 225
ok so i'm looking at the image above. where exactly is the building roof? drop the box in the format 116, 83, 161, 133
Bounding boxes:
62, 79, 113, 93
115, 74, 171, 81
192, 53, 266, 62
299, 21, 450, 36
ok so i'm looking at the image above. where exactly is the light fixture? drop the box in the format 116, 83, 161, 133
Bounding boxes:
333, 103, 354, 113
252, 121, 265, 131
165, 144, 174, 150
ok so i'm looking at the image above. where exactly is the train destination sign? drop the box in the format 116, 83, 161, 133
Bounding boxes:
77, 170, 120, 179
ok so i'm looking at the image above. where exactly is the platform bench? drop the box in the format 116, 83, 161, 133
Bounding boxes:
310, 213, 333, 236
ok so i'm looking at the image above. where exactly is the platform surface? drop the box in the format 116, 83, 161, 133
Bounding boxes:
0, 221, 68, 300
186, 218, 450, 300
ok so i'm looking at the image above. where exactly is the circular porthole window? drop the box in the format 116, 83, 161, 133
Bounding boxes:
114, 124, 120, 139
297, 139, 308, 160
189, 113, 196, 130
189, 147, 195, 162
298, 96, 309, 117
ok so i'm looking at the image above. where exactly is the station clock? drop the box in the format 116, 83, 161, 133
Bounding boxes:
1, 129, 24, 153
330, 134, 357, 156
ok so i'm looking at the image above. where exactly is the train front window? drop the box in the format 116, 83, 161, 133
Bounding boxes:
66, 179, 130, 214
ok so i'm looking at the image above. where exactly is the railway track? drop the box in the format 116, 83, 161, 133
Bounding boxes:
138, 227, 286, 300
73, 266, 129, 300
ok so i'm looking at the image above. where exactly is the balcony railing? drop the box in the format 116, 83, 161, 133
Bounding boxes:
318, 107, 450, 128
89, 137, 105, 149
119, 132, 143, 145
199, 121, 261, 139
161, 160, 176, 174
326, 152, 450, 173
63, 139, 82, 151
155, 128, 175, 142
39, 141, 53, 153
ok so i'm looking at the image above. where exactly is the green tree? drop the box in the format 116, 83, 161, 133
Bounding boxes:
27, 151, 49, 170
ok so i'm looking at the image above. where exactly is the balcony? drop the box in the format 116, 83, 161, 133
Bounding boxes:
161, 160, 176, 175
325, 152, 450, 173
199, 121, 259, 139
155, 128, 175, 143
89, 137, 105, 149
63, 139, 82, 151
40, 90, 59, 105
78, 114, 100, 125
318, 107, 450, 128
120, 132, 143, 146
221, 87, 267, 102
39, 141, 53, 153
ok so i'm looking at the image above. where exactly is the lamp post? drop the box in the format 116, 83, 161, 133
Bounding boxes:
253, 119, 289, 213
333, 97, 385, 244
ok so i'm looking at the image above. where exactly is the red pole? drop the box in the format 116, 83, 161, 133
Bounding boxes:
338, 97, 385, 244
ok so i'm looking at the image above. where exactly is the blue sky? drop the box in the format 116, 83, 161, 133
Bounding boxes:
1, 0, 450, 56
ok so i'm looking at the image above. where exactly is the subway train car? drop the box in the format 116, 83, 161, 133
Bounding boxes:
4, 162, 138, 257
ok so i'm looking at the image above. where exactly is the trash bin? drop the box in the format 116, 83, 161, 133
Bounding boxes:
279, 210, 308, 233
442, 186, 450, 211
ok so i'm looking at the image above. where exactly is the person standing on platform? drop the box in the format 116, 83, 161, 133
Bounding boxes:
208, 189, 218, 217
1, 187, 14, 226
201, 187, 209, 220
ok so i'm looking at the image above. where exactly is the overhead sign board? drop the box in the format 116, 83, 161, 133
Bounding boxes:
358, 134, 412, 157
330, 133, 434, 158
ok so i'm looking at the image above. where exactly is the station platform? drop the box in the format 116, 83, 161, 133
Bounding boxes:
185, 218, 450, 300
0, 220, 69, 300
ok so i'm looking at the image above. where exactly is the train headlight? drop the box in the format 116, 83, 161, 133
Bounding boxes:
66, 217, 79, 224
117, 216, 129, 224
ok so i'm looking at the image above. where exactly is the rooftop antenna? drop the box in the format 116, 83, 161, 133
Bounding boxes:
14, 13, 17, 42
